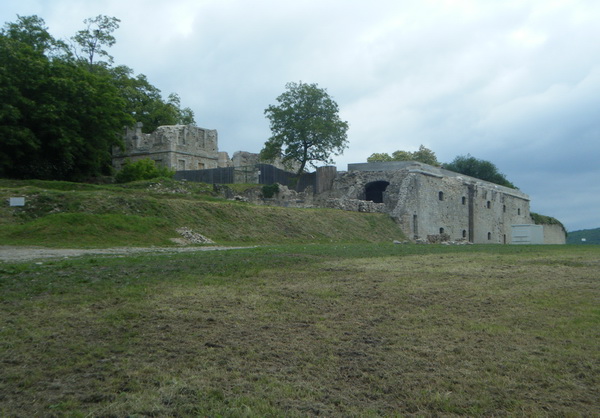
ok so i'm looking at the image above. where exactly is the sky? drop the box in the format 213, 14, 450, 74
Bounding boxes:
2, 0, 599, 231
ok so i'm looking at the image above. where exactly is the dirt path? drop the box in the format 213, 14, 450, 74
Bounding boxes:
0, 245, 254, 262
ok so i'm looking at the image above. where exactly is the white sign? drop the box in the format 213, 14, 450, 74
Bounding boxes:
9, 197, 25, 207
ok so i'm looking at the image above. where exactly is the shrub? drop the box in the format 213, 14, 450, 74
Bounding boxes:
261, 183, 280, 198
115, 159, 175, 183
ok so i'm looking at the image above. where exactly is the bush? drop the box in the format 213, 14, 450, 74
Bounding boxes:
261, 183, 280, 198
115, 159, 175, 183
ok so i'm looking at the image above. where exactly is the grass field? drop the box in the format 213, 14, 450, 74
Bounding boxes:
1, 244, 598, 416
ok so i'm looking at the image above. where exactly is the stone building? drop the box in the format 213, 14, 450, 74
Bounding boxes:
113, 123, 219, 171
317, 161, 565, 244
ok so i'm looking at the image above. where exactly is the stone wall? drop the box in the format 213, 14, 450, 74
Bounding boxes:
542, 223, 567, 244
321, 162, 532, 244
113, 123, 219, 171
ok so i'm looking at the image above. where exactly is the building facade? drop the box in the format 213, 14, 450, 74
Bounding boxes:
320, 161, 538, 244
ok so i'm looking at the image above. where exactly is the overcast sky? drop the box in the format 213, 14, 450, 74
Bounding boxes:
2, 0, 599, 231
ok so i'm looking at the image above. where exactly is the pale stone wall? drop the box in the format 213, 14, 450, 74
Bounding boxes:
113, 123, 219, 171
542, 224, 567, 244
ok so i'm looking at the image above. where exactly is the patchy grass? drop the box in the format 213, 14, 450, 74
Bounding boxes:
1, 244, 598, 416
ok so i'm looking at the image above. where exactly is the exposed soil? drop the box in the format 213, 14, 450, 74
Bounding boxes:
0, 245, 253, 262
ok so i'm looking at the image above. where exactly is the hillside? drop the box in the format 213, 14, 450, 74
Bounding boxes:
0, 179, 406, 247
567, 227, 600, 244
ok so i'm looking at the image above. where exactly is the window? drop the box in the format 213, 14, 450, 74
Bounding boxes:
503, 205, 506, 213
178, 159, 185, 170
438, 191, 444, 201
486, 201, 491, 209
413, 214, 418, 237
462, 230, 467, 238
198, 162, 205, 170
487, 232, 492, 240
518, 208, 521, 215
439, 227, 445, 234
462, 196, 466, 205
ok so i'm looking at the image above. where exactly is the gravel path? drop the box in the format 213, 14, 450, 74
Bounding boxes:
0, 245, 254, 262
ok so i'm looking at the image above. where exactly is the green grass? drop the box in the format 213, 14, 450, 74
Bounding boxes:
1, 244, 598, 416
0, 178, 405, 247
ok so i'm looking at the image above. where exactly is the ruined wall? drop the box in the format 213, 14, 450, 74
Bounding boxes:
113, 123, 219, 171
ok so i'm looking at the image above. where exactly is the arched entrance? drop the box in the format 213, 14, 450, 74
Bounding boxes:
365, 181, 390, 203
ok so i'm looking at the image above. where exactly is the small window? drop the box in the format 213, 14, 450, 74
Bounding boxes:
438, 191, 444, 201
486, 201, 491, 209
462, 196, 466, 205
518, 208, 521, 215
503, 205, 506, 213
178, 159, 186, 170
487, 232, 492, 240
462, 230, 467, 238
439, 227, 445, 234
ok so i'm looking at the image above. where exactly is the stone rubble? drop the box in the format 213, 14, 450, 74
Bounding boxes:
175, 227, 214, 244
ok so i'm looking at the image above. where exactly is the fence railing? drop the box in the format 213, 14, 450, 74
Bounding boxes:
174, 164, 317, 192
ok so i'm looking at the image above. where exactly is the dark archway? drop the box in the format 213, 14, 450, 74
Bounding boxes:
365, 181, 390, 203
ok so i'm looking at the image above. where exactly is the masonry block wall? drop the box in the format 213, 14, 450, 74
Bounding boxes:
324, 161, 532, 244
113, 123, 219, 171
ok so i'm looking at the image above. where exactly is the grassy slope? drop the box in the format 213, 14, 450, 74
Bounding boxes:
0, 244, 598, 416
0, 179, 405, 247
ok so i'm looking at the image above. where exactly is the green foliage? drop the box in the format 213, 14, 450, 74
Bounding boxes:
0, 14, 195, 181
531, 212, 565, 229
0, 16, 132, 180
108, 66, 195, 132
115, 159, 175, 183
444, 154, 517, 189
261, 183, 280, 198
261, 81, 349, 175
367, 145, 440, 166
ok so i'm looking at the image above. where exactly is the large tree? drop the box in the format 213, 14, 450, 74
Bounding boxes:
444, 154, 517, 189
0, 15, 132, 180
261, 81, 349, 175
108, 65, 195, 132
0, 14, 196, 180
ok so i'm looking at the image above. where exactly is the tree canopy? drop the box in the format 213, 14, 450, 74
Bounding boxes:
443, 154, 517, 189
367, 145, 440, 166
261, 82, 349, 176
0, 14, 195, 180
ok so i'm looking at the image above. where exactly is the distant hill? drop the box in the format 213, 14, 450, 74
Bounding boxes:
567, 228, 600, 244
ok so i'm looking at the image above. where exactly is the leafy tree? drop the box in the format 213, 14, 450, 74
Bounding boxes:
71, 15, 120, 67
443, 154, 516, 189
108, 66, 195, 132
115, 158, 175, 183
0, 15, 132, 180
367, 145, 440, 166
261, 81, 349, 176
366, 152, 393, 162
0, 14, 196, 180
